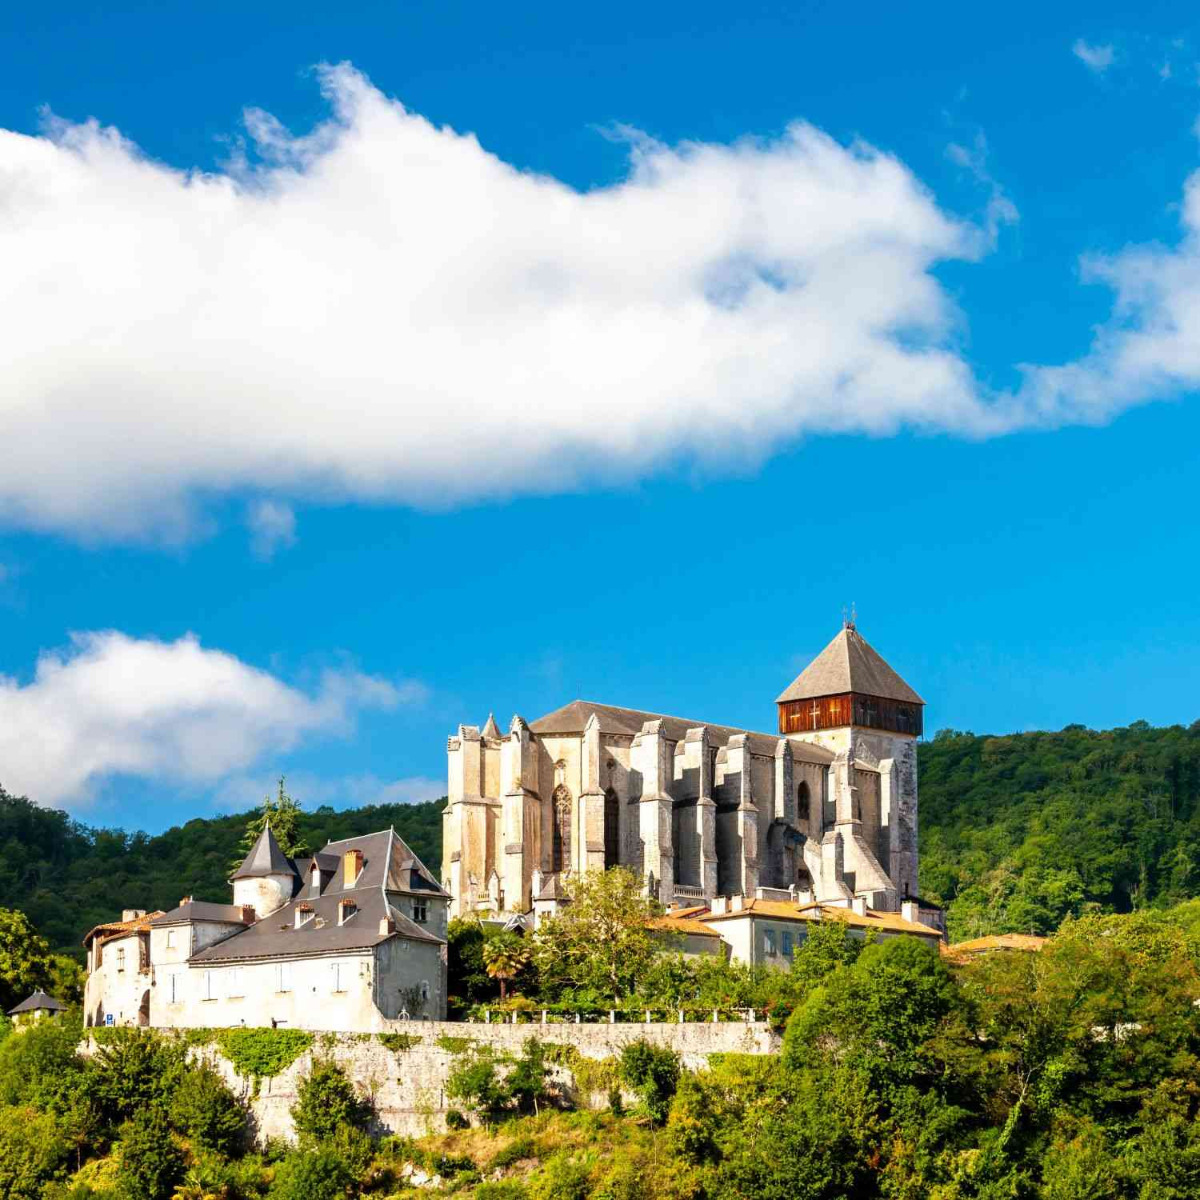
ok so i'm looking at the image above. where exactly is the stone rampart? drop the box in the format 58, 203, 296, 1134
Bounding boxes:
195, 1021, 780, 1141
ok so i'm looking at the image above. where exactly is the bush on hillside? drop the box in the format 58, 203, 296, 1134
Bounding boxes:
291, 1059, 370, 1143
170, 1062, 247, 1155
115, 1107, 184, 1200
618, 1041, 680, 1125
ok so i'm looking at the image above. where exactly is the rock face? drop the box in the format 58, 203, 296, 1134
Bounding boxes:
196, 1022, 781, 1142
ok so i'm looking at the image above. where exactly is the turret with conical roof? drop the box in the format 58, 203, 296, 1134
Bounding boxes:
777, 622, 924, 737
230, 823, 295, 919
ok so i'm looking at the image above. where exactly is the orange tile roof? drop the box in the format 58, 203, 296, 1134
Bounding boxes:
943, 933, 1047, 958
652, 913, 725, 937
82, 911, 165, 947
659, 899, 941, 939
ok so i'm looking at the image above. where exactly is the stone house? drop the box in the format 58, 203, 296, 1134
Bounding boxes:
443, 622, 928, 924
7, 990, 67, 1027
84, 826, 450, 1030
655, 895, 943, 969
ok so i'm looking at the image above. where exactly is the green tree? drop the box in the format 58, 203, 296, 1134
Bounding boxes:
268, 1145, 356, 1200
290, 1060, 369, 1143
170, 1063, 246, 1155
115, 1108, 184, 1200
482, 932, 531, 1001
230, 777, 311, 871
0, 1105, 71, 1200
0, 907, 54, 1012
618, 1040, 680, 1125
533, 868, 659, 1002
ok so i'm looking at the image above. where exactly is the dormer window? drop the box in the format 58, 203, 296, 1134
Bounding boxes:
310, 863, 322, 896
296, 904, 314, 929
343, 849, 363, 888
338, 898, 358, 926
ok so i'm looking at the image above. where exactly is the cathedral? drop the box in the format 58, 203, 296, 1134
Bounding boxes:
442, 623, 924, 922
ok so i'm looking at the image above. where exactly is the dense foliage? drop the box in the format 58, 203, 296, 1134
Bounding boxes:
0, 785, 443, 955
7, 904, 1200, 1197
919, 719, 1200, 938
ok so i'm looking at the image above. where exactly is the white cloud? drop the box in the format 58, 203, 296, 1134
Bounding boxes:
1074, 39, 1116, 73
248, 498, 297, 559
946, 133, 1019, 243
0, 63, 1011, 543
0, 631, 408, 807
1005, 154, 1200, 425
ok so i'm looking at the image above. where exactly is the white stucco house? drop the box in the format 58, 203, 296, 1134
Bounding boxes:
83, 825, 450, 1030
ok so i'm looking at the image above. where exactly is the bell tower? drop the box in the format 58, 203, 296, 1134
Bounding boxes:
778, 622, 924, 905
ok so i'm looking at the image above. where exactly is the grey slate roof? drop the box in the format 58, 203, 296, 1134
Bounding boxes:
776, 626, 924, 706
151, 901, 252, 927
8, 990, 65, 1015
528, 700, 834, 765
230, 823, 293, 881
191, 828, 447, 964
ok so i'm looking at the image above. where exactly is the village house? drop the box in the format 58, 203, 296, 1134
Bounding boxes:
83, 827, 450, 1030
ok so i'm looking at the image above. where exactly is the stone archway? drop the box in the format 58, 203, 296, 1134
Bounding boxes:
137, 990, 150, 1027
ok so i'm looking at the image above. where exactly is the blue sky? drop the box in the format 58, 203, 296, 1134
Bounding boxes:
1, 1, 1199, 832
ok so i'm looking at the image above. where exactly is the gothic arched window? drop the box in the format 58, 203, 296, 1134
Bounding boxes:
797, 781, 811, 823
604, 788, 620, 869
552, 785, 572, 874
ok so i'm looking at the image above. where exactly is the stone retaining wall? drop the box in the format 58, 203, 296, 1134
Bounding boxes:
197, 1022, 780, 1141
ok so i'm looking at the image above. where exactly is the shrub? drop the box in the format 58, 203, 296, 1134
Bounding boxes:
476, 1183, 530, 1200
115, 1108, 184, 1200
491, 1135, 538, 1169
445, 1045, 506, 1120
528, 1153, 592, 1200
291, 1059, 370, 1142
0, 1015, 87, 1113
507, 1037, 552, 1114
618, 1041, 680, 1125
445, 1108, 469, 1130
0, 1104, 71, 1200
268, 1144, 355, 1200
170, 1063, 246, 1154
87, 1028, 187, 1125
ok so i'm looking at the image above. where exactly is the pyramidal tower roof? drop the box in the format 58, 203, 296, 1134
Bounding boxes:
481, 713, 501, 740
231, 822, 293, 880
777, 625, 924, 706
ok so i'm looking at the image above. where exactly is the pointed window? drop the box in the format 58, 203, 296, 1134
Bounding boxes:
551, 785, 572, 874
604, 788, 620, 869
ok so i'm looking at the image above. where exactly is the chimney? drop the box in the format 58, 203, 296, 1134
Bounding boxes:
241, 905, 257, 924
122, 909, 147, 922
338, 898, 358, 926
901, 900, 920, 925
730, 894, 745, 913
343, 849, 363, 887
378, 916, 395, 936
851, 896, 868, 917
178, 896, 193, 908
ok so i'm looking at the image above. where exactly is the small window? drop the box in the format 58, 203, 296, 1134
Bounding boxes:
413, 900, 428, 924
166, 929, 176, 949
764, 929, 777, 956
116, 948, 126, 973
168, 973, 178, 1003
331, 962, 345, 993
782, 932, 794, 958
202, 970, 216, 1001
227, 969, 244, 998
275, 963, 292, 993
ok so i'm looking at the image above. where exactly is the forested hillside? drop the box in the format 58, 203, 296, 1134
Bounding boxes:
0, 788, 443, 955
6, 716, 1200, 954
919, 719, 1200, 938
